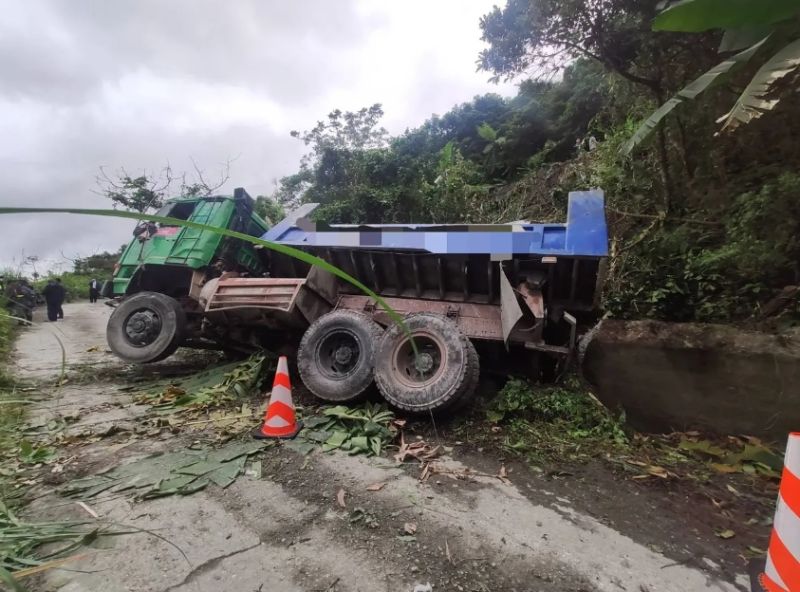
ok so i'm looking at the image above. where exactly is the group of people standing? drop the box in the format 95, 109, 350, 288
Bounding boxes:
40, 278, 102, 321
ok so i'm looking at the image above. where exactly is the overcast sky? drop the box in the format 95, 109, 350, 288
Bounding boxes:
0, 0, 514, 274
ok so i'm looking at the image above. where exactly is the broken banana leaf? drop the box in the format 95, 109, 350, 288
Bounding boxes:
62, 440, 271, 499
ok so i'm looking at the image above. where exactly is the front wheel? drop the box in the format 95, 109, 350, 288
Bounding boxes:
106, 292, 186, 363
374, 313, 479, 414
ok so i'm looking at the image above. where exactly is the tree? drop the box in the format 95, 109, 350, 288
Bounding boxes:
96, 168, 169, 212
95, 159, 232, 212
72, 248, 125, 275
624, 0, 800, 152
254, 195, 286, 225
477, 0, 721, 209
271, 105, 395, 220
477, 0, 689, 92
291, 104, 389, 166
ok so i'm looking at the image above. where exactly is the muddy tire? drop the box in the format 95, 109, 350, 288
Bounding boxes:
106, 292, 186, 364
298, 310, 384, 402
374, 313, 479, 413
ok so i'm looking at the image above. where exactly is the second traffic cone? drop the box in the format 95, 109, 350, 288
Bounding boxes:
758, 432, 800, 592
252, 356, 302, 440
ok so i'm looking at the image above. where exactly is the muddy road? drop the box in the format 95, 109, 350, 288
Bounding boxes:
13, 302, 753, 592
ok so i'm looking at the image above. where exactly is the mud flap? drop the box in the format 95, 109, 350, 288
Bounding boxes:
499, 264, 523, 347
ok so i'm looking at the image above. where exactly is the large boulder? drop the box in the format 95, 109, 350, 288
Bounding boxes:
582, 320, 800, 440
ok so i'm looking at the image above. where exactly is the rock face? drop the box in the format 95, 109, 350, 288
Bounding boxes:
582, 320, 800, 440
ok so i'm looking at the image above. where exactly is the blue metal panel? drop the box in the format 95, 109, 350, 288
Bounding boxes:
261, 190, 608, 258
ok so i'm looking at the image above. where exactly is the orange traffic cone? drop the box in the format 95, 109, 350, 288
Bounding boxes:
252, 356, 302, 440
759, 432, 800, 592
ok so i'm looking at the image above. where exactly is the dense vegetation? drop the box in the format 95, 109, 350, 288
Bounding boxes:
264, 0, 800, 326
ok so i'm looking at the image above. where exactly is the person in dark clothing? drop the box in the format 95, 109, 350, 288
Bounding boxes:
41, 279, 59, 321
55, 279, 65, 319
42, 278, 66, 321
88, 278, 99, 303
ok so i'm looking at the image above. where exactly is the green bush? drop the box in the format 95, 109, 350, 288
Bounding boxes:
487, 378, 628, 458
605, 173, 800, 323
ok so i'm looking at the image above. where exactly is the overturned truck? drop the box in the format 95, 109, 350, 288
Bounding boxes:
105, 188, 608, 413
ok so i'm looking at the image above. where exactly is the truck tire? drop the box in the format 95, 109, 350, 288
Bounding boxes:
106, 292, 186, 364
374, 313, 479, 413
298, 310, 384, 402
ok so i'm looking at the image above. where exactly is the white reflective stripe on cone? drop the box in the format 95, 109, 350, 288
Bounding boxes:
276, 357, 289, 375
774, 491, 800, 562
785, 434, 800, 477
764, 554, 789, 591
266, 415, 291, 428
270, 384, 293, 407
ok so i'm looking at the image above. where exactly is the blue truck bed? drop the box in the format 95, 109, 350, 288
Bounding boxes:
262, 190, 607, 258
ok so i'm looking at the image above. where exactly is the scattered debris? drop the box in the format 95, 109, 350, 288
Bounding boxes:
75, 502, 99, 519
403, 522, 417, 535
300, 403, 397, 456
412, 583, 432, 592
0, 500, 109, 582
349, 508, 379, 528
366, 482, 386, 492
135, 354, 270, 412
715, 529, 736, 539
395, 433, 440, 463
62, 440, 269, 499
336, 488, 347, 508
678, 434, 783, 479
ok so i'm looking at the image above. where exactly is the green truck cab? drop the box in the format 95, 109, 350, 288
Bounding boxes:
110, 188, 268, 298
105, 188, 270, 363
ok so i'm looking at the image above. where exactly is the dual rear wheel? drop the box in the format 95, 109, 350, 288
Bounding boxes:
297, 310, 479, 413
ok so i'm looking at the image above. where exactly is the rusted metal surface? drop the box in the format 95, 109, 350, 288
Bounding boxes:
206, 278, 305, 312
518, 283, 545, 319
336, 294, 505, 341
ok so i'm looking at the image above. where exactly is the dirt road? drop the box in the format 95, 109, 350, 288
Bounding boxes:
14, 302, 750, 592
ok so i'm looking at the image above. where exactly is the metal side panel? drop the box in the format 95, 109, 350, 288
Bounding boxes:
206, 278, 305, 312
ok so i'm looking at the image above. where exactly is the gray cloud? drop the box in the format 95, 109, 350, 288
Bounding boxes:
0, 0, 513, 273
0, 1, 371, 104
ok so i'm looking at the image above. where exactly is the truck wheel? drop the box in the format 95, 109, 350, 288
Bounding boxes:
298, 310, 384, 402
106, 292, 186, 363
374, 313, 479, 413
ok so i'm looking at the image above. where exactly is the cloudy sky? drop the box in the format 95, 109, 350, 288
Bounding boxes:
0, 0, 514, 274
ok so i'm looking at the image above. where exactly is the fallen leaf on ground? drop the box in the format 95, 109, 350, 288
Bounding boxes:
710, 463, 740, 474
366, 482, 386, 492
419, 463, 432, 482
395, 433, 441, 463
336, 488, 347, 508
403, 522, 417, 535
715, 529, 735, 539
647, 465, 669, 478
85, 345, 100, 352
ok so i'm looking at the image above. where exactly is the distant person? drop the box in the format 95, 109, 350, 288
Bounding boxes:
88, 278, 99, 303
42, 279, 60, 321
55, 278, 65, 319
